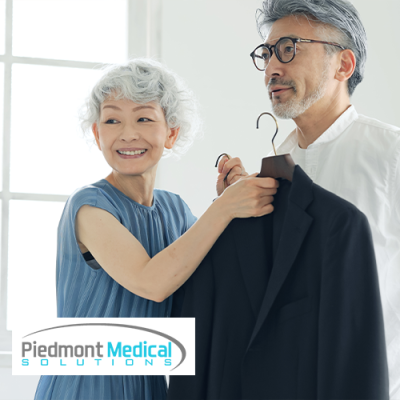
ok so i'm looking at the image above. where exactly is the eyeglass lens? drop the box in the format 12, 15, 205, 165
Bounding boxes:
254, 38, 296, 70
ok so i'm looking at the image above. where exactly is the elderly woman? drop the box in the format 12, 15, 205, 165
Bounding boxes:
34, 58, 278, 400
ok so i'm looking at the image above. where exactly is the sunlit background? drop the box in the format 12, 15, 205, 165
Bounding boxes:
0, 0, 400, 398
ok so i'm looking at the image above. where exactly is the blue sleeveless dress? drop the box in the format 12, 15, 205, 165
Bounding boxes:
34, 179, 197, 400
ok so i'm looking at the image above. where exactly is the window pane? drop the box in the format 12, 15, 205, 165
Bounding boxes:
0, 62, 3, 191
0, 0, 5, 55
7, 200, 65, 330
10, 64, 111, 195
12, 0, 128, 63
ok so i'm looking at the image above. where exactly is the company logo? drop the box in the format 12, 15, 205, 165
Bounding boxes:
13, 318, 195, 375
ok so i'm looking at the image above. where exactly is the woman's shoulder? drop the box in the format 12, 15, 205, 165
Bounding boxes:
69, 181, 103, 199
67, 180, 111, 205
63, 180, 123, 221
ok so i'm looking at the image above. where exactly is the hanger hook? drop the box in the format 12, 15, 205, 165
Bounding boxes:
256, 112, 279, 156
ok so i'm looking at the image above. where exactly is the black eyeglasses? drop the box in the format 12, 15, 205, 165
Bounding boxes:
250, 37, 345, 71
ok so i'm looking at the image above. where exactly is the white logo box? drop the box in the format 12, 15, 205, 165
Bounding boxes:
12, 318, 195, 375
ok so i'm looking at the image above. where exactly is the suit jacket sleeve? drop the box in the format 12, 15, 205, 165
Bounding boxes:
318, 207, 389, 399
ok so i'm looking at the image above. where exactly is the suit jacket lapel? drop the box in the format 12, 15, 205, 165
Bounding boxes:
247, 165, 314, 349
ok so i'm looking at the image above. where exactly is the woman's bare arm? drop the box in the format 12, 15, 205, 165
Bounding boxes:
76, 174, 279, 302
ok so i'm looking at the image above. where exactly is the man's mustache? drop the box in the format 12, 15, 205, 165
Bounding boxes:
268, 78, 297, 93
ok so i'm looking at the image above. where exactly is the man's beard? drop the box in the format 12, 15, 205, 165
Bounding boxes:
269, 59, 330, 120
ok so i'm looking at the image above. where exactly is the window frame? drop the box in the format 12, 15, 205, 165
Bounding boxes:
0, 0, 162, 363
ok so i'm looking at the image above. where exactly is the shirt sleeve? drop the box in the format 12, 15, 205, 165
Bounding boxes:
58, 186, 122, 268
387, 135, 400, 399
388, 134, 400, 231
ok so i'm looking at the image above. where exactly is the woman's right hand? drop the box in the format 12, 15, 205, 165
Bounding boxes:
215, 172, 279, 220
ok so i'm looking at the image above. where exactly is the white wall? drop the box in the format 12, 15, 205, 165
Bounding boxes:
351, 0, 400, 124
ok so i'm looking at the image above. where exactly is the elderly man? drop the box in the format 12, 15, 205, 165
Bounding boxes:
218, 0, 399, 398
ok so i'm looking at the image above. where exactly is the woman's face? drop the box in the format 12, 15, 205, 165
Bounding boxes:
92, 97, 179, 178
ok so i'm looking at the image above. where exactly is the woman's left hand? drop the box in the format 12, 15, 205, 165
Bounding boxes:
216, 155, 249, 196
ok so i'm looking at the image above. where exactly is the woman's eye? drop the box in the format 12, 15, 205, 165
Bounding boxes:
105, 119, 119, 124
138, 117, 152, 122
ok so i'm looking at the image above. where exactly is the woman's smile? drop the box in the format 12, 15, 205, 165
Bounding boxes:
116, 148, 148, 159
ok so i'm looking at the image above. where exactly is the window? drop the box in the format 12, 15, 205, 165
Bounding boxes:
0, 0, 161, 358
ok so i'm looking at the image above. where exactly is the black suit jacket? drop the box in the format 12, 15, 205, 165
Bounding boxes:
168, 165, 389, 400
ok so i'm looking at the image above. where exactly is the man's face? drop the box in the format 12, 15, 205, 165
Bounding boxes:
263, 15, 335, 119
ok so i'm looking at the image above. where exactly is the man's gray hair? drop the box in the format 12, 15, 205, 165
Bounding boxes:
256, 0, 367, 96
80, 58, 201, 158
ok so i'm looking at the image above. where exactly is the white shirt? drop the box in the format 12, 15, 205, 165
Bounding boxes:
269, 105, 400, 399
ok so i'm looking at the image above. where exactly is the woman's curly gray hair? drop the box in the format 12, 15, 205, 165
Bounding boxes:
80, 58, 202, 158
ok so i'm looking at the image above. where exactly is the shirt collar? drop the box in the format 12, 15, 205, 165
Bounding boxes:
275, 105, 359, 153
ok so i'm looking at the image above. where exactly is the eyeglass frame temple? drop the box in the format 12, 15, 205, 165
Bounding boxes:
296, 38, 345, 50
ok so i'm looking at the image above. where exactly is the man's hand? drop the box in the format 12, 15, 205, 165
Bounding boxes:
216, 155, 249, 196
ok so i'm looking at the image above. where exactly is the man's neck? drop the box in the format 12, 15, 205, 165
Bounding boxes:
293, 98, 351, 149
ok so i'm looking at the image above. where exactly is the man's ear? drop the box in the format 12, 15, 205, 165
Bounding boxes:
335, 49, 356, 83
92, 122, 101, 151
165, 126, 180, 149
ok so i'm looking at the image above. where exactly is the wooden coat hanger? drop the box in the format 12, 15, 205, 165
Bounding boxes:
256, 112, 295, 182
214, 112, 295, 185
